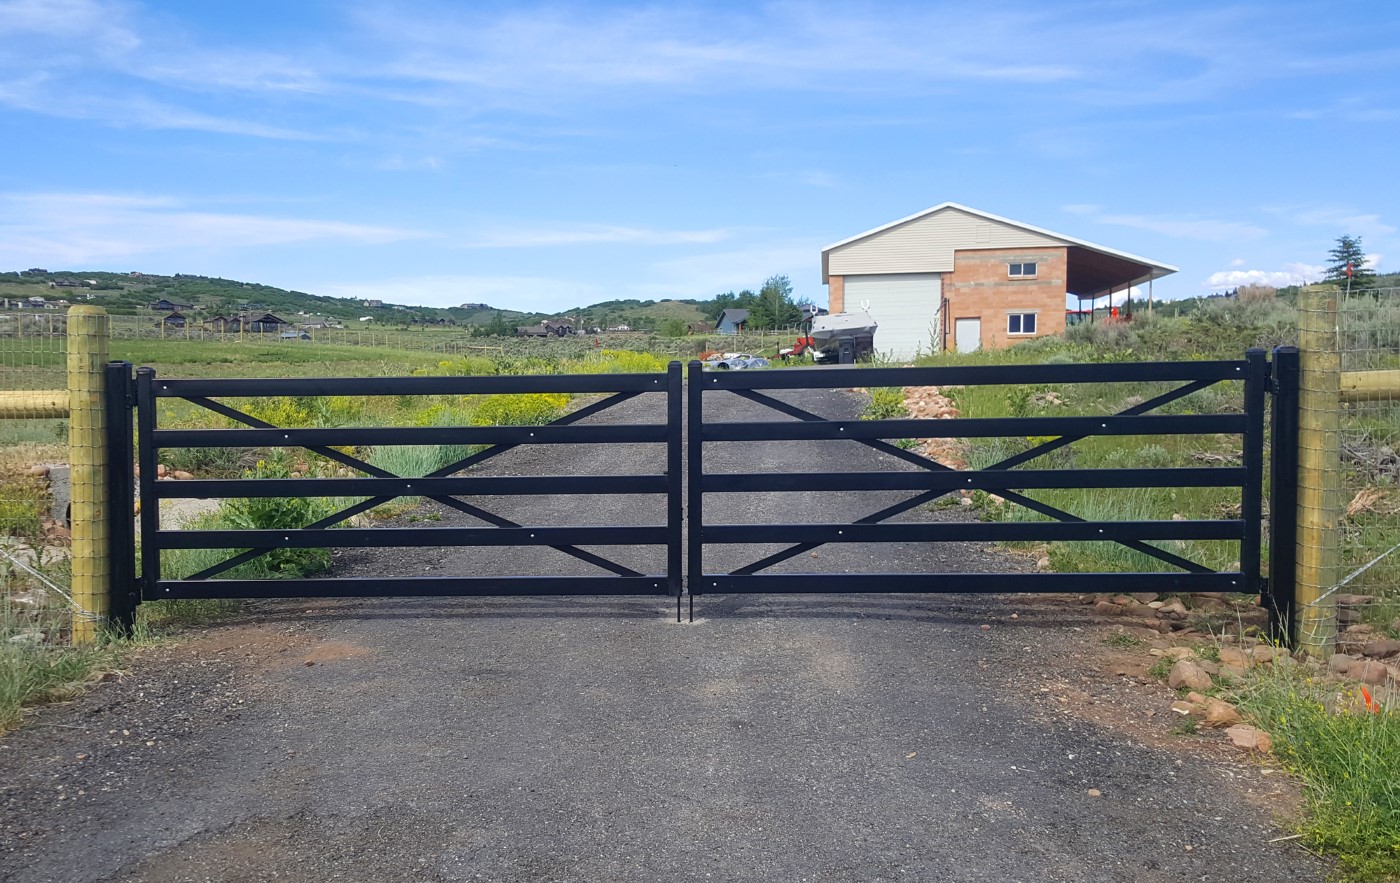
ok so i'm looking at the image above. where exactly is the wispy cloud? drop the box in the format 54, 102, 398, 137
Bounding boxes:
1073, 207, 1268, 243
1277, 206, 1396, 239
0, 192, 426, 266
462, 225, 734, 249
315, 274, 606, 312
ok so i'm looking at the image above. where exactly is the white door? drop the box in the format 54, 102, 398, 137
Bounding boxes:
954, 318, 981, 354
843, 273, 941, 360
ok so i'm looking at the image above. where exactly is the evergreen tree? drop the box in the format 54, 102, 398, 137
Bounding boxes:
747, 275, 801, 330
1325, 235, 1376, 289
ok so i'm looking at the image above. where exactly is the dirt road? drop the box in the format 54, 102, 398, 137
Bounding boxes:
0, 387, 1323, 882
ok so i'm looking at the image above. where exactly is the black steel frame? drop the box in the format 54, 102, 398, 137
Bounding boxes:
688, 351, 1277, 626
122, 363, 684, 617
101, 349, 1299, 643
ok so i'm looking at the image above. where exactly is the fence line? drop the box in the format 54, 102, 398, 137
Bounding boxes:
1293, 285, 1400, 656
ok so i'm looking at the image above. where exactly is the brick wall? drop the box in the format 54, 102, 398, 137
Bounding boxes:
943, 247, 1067, 350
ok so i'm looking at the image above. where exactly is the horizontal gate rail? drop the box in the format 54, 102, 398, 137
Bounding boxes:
702, 468, 1247, 492
155, 576, 672, 600
688, 351, 1270, 617
137, 363, 684, 613
699, 359, 1250, 390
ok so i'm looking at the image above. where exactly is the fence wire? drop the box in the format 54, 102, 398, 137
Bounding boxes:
0, 308, 74, 643
1296, 287, 1400, 649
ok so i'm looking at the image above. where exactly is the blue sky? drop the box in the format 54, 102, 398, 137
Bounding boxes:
1, 0, 1397, 312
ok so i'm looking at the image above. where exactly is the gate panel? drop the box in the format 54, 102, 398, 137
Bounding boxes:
134, 362, 683, 610
688, 352, 1271, 618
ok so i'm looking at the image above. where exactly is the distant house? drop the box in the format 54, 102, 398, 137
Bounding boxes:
716, 309, 749, 334
25, 296, 47, 308
48, 279, 81, 288
247, 313, 289, 333
459, 302, 493, 310
156, 311, 187, 329
517, 320, 573, 338
204, 315, 236, 332
687, 321, 714, 334
279, 330, 311, 341
363, 299, 383, 308
149, 298, 194, 312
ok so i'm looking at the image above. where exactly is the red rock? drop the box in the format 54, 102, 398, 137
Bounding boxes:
1362, 639, 1400, 659
1226, 725, 1272, 752
1349, 659, 1391, 685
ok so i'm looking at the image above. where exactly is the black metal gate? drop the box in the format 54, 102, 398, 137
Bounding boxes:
105, 349, 1300, 642
105, 362, 683, 625
688, 348, 1297, 635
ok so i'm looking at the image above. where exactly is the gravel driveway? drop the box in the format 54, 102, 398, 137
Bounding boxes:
0, 384, 1324, 882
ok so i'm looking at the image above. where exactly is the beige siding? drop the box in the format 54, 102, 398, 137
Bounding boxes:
827, 206, 1064, 276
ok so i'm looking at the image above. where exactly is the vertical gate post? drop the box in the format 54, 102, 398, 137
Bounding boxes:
67, 306, 109, 644
686, 360, 704, 620
666, 361, 683, 620
1241, 348, 1267, 602
104, 362, 138, 634
1268, 346, 1300, 645
1296, 286, 1342, 657
135, 367, 160, 600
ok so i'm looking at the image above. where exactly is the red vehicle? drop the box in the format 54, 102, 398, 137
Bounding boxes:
778, 336, 816, 361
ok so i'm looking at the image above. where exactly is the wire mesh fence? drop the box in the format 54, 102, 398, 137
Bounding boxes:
1295, 286, 1400, 651
1, 308, 75, 645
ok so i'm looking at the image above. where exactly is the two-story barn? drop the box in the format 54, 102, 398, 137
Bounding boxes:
822, 203, 1176, 359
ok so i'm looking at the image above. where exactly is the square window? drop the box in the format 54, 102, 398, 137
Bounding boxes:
1008, 313, 1037, 335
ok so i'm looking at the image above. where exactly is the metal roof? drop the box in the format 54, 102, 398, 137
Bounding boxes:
821, 202, 1178, 293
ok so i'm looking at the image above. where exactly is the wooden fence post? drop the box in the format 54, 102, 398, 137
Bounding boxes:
1295, 286, 1341, 657
67, 305, 110, 644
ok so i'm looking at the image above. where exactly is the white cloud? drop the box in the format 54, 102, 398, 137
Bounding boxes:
1229, 257, 1247, 267
0, 192, 426, 266
1203, 261, 1324, 289
315, 274, 605, 312
462, 225, 734, 249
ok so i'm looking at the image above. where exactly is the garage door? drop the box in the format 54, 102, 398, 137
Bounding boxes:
843, 273, 942, 360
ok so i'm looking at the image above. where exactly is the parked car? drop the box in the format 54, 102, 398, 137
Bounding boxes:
705, 352, 770, 370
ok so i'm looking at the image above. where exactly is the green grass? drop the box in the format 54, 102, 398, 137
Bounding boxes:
1234, 666, 1400, 881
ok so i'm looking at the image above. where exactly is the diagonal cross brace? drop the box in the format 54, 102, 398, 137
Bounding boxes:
179, 391, 647, 580
725, 378, 1223, 575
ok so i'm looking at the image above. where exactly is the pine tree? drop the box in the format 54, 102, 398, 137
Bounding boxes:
1324, 235, 1376, 289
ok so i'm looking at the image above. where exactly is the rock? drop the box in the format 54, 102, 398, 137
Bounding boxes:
1196, 660, 1221, 676
1036, 556, 1051, 570
1170, 700, 1199, 716
1226, 725, 1273, 753
1092, 601, 1123, 616
1251, 645, 1283, 662
1349, 659, 1391, 685
1147, 600, 1165, 609
1329, 653, 1356, 674
170, 470, 194, 481
1336, 593, 1378, 607
1204, 699, 1243, 727
1168, 660, 1213, 691
1273, 655, 1299, 669
1132, 592, 1160, 604
1158, 598, 1189, 617
1111, 594, 1135, 606
1338, 607, 1360, 624
1219, 646, 1251, 670
7, 630, 44, 646
156, 463, 168, 478
1185, 691, 1209, 705
1162, 647, 1197, 660
26, 464, 50, 478
1362, 639, 1400, 659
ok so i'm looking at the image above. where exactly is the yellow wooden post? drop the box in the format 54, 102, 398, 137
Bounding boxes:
1295, 286, 1341, 657
67, 305, 110, 644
